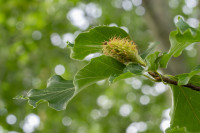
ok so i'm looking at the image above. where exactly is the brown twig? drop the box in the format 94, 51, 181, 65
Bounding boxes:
148, 72, 200, 91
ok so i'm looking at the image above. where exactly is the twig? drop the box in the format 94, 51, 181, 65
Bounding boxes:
148, 72, 200, 91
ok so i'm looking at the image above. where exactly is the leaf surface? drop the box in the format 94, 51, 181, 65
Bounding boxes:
169, 75, 200, 132
177, 65, 200, 85
71, 26, 129, 60
74, 55, 125, 92
28, 75, 75, 111
166, 126, 188, 133
110, 63, 144, 82
146, 51, 160, 71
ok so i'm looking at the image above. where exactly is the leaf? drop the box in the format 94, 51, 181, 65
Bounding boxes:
74, 55, 125, 92
177, 65, 200, 85
67, 41, 74, 48
166, 126, 188, 133
110, 72, 134, 83
145, 51, 160, 71
123, 63, 144, 74
169, 75, 200, 132
27, 75, 75, 111
110, 63, 144, 83
160, 18, 200, 68
71, 26, 130, 60
140, 41, 159, 59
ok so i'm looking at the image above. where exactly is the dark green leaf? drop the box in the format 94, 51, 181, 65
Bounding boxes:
110, 63, 144, 83
123, 63, 144, 74
27, 75, 75, 111
110, 72, 134, 83
160, 18, 200, 68
169, 75, 200, 132
67, 41, 74, 47
71, 26, 130, 60
74, 55, 125, 91
166, 126, 188, 133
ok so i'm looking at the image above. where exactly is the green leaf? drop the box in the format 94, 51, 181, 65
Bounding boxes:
74, 55, 125, 92
166, 126, 188, 133
160, 18, 200, 68
110, 63, 144, 82
71, 26, 130, 60
169, 75, 200, 132
67, 41, 74, 48
140, 41, 159, 59
27, 75, 75, 111
145, 51, 160, 71
178, 65, 200, 85
177, 73, 190, 85
123, 63, 144, 74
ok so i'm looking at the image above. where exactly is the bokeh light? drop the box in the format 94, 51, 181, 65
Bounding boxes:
22, 113, 40, 133
6, 114, 17, 125
54, 64, 65, 75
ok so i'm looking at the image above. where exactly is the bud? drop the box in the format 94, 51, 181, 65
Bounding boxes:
102, 37, 146, 66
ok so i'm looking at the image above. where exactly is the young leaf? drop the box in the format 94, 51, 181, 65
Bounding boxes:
160, 18, 200, 68
145, 51, 160, 71
74, 55, 125, 92
177, 65, 200, 85
169, 75, 200, 132
27, 75, 75, 111
71, 26, 129, 60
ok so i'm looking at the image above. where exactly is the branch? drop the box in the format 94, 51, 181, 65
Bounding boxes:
148, 72, 200, 91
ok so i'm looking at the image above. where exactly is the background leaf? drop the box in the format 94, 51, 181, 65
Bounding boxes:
71, 26, 129, 60
27, 75, 75, 111
160, 18, 200, 68
74, 55, 125, 92
169, 75, 200, 132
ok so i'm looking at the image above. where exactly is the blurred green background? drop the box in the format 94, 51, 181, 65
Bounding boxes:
0, 0, 200, 132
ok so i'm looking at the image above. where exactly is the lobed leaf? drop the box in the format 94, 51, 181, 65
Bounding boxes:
27, 75, 75, 111
71, 26, 130, 60
160, 18, 200, 68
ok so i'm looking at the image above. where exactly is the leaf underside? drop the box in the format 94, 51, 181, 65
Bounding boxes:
28, 75, 75, 111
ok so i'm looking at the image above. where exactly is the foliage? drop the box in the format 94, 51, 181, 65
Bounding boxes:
1, 0, 200, 133
23, 18, 200, 133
